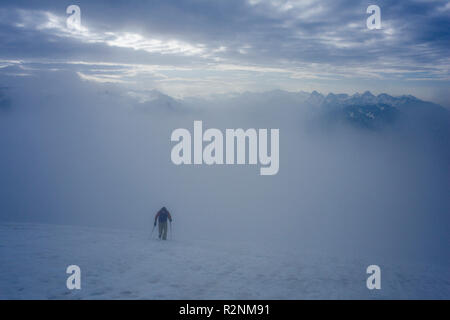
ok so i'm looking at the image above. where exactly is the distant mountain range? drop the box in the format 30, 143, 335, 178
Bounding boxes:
138, 88, 442, 111
312, 91, 449, 132
307, 90, 423, 108
131, 89, 449, 133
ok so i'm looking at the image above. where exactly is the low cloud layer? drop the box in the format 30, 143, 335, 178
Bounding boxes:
0, 71, 449, 264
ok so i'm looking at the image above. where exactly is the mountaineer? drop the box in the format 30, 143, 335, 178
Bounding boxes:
154, 207, 172, 240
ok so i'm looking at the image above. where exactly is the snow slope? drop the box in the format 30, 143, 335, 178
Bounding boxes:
0, 223, 449, 299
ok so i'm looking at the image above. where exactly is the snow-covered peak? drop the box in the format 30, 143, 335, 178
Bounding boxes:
306, 90, 325, 106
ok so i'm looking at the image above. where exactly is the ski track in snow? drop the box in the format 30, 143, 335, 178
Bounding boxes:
0, 223, 449, 299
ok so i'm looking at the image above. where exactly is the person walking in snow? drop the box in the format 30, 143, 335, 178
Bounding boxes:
154, 207, 172, 240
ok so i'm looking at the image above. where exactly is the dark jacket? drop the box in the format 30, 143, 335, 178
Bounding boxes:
154, 207, 172, 225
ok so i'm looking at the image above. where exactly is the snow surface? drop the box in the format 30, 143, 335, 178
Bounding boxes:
0, 223, 449, 299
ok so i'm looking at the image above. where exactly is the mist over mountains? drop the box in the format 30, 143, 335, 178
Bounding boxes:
0, 74, 449, 265
134, 87, 449, 128
134, 87, 450, 145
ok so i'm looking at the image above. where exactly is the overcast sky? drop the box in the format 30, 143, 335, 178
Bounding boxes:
0, 0, 449, 104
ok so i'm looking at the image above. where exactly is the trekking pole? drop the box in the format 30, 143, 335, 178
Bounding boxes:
150, 224, 155, 240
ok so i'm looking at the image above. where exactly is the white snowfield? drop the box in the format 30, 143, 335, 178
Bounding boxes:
0, 223, 448, 300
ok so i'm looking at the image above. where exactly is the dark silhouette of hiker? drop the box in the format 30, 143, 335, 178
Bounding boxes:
154, 207, 172, 240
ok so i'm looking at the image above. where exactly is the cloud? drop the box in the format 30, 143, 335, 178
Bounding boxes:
0, 1, 448, 101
